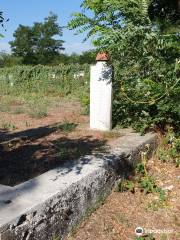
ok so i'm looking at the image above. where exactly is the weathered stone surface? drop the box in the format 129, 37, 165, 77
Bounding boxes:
0, 131, 157, 240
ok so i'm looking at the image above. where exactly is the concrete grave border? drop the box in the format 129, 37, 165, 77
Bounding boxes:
0, 131, 157, 240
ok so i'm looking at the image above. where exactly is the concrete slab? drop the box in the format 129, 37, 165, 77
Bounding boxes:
0, 131, 157, 240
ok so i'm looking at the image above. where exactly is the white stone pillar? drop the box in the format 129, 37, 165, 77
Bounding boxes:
90, 58, 113, 131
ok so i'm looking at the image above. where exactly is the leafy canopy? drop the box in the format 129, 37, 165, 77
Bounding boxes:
69, 0, 180, 132
0, 11, 4, 37
10, 13, 64, 65
0, 10, 9, 38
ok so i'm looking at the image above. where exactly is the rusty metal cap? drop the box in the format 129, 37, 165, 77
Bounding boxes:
96, 52, 110, 61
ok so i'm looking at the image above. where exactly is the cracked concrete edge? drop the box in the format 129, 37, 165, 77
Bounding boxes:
0, 133, 157, 240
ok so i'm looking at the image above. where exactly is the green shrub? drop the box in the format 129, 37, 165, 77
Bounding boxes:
157, 129, 180, 167
80, 94, 90, 115
1, 122, 17, 131
0, 64, 89, 97
116, 179, 135, 193
56, 122, 77, 132
0, 64, 90, 116
69, 0, 180, 133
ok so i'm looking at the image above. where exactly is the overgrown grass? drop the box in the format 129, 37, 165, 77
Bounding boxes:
1, 122, 17, 131
0, 64, 90, 118
56, 122, 77, 132
156, 129, 180, 167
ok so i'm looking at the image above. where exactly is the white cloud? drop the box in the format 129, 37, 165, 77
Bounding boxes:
0, 42, 11, 53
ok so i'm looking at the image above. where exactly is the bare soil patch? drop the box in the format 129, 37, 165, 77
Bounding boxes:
66, 159, 180, 240
0, 100, 121, 186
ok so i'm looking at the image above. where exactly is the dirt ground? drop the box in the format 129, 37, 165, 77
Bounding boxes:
0, 100, 86, 131
0, 100, 121, 186
0, 99, 179, 240
66, 159, 180, 240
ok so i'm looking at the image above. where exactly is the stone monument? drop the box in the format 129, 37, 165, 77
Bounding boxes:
90, 52, 113, 131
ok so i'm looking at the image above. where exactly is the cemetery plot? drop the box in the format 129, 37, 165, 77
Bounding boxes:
0, 101, 122, 186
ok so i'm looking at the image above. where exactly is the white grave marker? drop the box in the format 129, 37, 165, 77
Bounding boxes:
90, 53, 113, 131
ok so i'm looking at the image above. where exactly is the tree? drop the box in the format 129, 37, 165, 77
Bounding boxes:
49, 50, 97, 65
0, 11, 4, 29
148, 0, 180, 31
79, 50, 97, 64
10, 13, 64, 65
0, 52, 22, 67
149, 0, 180, 22
0, 11, 8, 37
0, 11, 4, 37
68, 53, 80, 64
68, 0, 180, 132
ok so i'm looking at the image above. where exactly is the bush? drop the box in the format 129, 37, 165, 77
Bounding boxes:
80, 94, 90, 115
157, 129, 180, 167
0, 64, 89, 98
69, 0, 180, 133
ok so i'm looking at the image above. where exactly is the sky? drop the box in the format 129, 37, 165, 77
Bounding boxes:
0, 0, 93, 55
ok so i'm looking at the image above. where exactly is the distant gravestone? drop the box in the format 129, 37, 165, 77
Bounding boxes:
90, 52, 113, 131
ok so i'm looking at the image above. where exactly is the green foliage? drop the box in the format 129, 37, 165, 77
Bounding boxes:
115, 143, 169, 212
116, 179, 135, 193
0, 10, 8, 37
157, 129, 180, 167
56, 122, 77, 132
136, 161, 158, 194
116, 145, 159, 195
0, 64, 90, 117
149, 0, 180, 31
0, 50, 97, 67
137, 147, 168, 211
136, 149, 167, 199
135, 234, 155, 240
147, 187, 168, 211
60, 50, 97, 65
69, 0, 180, 133
0, 64, 89, 95
157, 187, 167, 202
80, 94, 90, 115
1, 122, 16, 131
116, 152, 159, 195
78, 50, 97, 64
0, 11, 4, 37
139, 175, 157, 194
10, 13, 64, 65
0, 52, 22, 67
